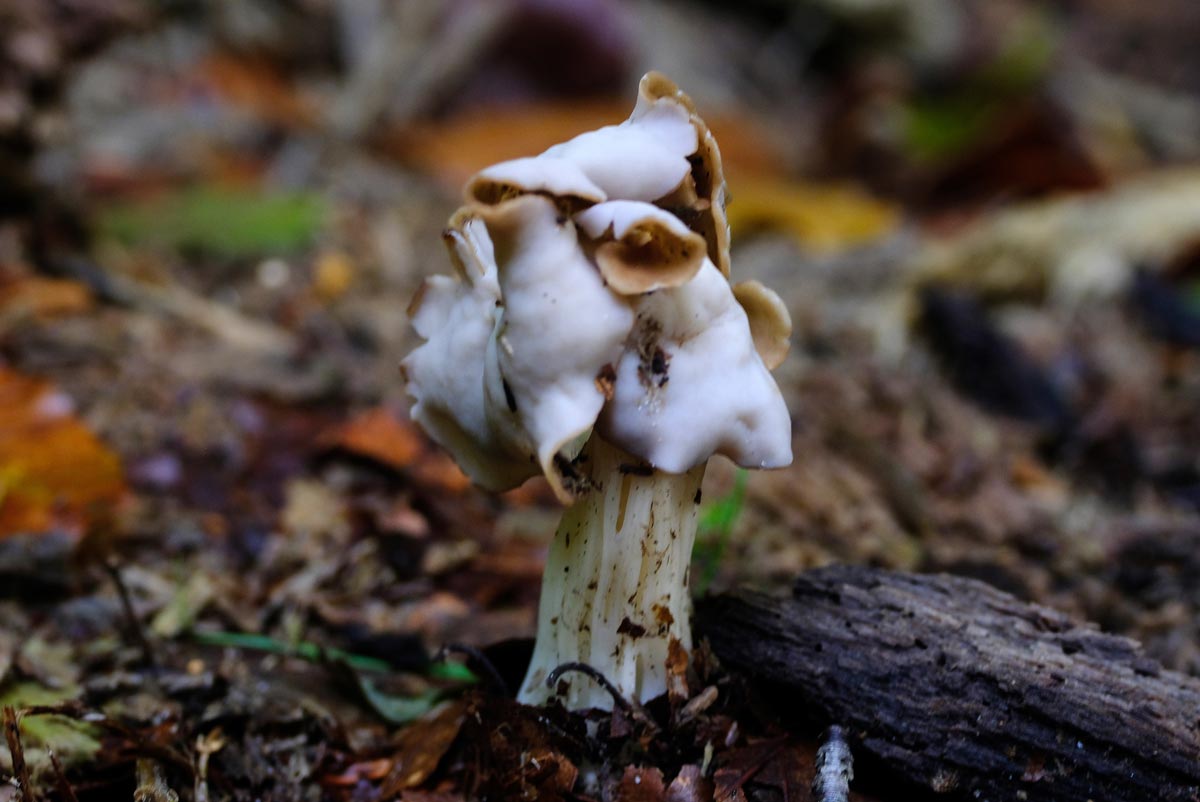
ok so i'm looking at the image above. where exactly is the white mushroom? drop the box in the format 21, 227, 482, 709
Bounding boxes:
598, 260, 793, 473
402, 217, 536, 491
474, 194, 634, 501
402, 73, 793, 711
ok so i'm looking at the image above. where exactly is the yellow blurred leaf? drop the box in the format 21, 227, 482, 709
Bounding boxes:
726, 179, 900, 253
0, 368, 124, 536
313, 251, 355, 301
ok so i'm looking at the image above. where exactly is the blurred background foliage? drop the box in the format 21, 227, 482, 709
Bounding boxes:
1, 0, 1200, 797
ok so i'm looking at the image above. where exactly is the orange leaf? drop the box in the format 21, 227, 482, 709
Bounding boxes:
0, 277, 93, 318
0, 368, 124, 536
389, 99, 786, 190
322, 758, 394, 787
323, 407, 473, 494
323, 408, 422, 471
196, 54, 315, 128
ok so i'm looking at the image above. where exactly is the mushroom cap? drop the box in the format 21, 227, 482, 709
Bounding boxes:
598, 259, 793, 473
402, 220, 538, 491
635, 72, 732, 278
405, 72, 793, 503
575, 200, 706, 294
474, 194, 634, 501
466, 156, 606, 209
540, 97, 697, 203
733, 280, 792, 370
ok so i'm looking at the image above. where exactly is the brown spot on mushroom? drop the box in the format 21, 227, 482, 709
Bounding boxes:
652, 603, 675, 628
650, 347, 669, 384
552, 451, 595, 500
595, 363, 616, 400
589, 220, 706, 294
618, 462, 654, 477
617, 617, 647, 638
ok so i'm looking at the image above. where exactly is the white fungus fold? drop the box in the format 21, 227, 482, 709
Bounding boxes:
402, 72, 794, 711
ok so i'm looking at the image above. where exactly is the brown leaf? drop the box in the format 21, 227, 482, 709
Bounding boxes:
322, 407, 474, 494
616, 765, 666, 802
0, 276, 93, 318
712, 768, 747, 802
754, 740, 818, 802
197, 54, 315, 128
323, 757, 393, 787
380, 700, 467, 794
0, 368, 125, 536
390, 101, 786, 190
322, 408, 422, 472
666, 636, 689, 707
665, 765, 714, 802
713, 739, 786, 802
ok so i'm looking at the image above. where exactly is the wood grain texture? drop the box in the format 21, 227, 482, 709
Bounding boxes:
696, 566, 1200, 802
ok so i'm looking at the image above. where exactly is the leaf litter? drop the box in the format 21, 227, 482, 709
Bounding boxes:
1, 0, 1199, 799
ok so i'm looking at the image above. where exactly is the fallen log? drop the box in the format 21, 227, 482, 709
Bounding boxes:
695, 565, 1200, 802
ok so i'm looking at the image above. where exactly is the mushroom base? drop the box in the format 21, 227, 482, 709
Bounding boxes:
517, 436, 704, 710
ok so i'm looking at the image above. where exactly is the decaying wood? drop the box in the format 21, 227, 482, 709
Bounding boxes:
696, 565, 1200, 802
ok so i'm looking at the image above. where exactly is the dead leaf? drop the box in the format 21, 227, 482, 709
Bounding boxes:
391, 100, 786, 190
724, 179, 899, 253
379, 700, 467, 794
322, 757, 393, 786
411, 454, 472, 494
617, 766, 666, 802
322, 408, 422, 472
0, 277, 93, 318
0, 368, 124, 536
196, 54, 315, 128
313, 251, 355, 301
666, 636, 689, 707
665, 765, 714, 802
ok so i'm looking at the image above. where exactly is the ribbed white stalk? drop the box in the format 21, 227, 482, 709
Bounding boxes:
517, 436, 704, 710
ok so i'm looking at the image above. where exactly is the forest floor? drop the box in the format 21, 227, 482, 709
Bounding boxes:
1, 1, 1199, 800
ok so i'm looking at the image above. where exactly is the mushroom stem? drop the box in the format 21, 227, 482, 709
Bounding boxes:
518, 436, 704, 710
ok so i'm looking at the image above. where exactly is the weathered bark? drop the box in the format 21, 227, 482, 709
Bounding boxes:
695, 565, 1200, 802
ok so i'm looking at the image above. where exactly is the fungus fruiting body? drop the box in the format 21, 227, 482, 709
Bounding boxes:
402, 73, 793, 710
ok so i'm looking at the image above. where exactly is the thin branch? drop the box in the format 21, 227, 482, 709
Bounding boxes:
544, 662, 632, 712
48, 750, 79, 802
3, 706, 34, 802
103, 559, 159, 670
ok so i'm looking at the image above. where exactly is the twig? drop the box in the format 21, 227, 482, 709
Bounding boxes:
134, 758, 179, 802
813, 726, 853, 802
193, 728, 225, 802
103, 559, 159, 669
48, 750, 79, 802
434, 643, 508, 696
3, 706, 34, 802
544, 662, 632, 711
